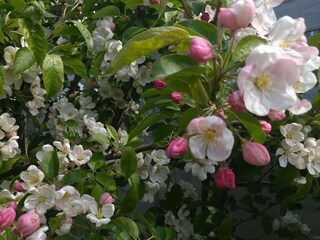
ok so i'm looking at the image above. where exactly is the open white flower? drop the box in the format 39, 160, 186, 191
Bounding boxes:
68, 145, 92, 166
150, 149, 170, 165
26, 226, 49, 240
24, 184, 56, 214
280, 123, 305, 146
86, 201, 115, 227
20, 165, 45, 190
184, 159, 217, 181
187, 116, 234, 161
149, 164, 170, 184
55, 186, 80, 211
276, 139, 304, 168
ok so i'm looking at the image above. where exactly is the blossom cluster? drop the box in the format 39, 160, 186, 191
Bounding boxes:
273, 211, 310, 236
0, 164, 115, 238
276, 123, 320, 178
0, 113, 19, 161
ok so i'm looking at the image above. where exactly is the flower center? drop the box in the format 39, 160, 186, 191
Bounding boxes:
255, 73, 271, 90
204, 130, 216, 141
97, 208, 104, 219
38, 195, 46, 203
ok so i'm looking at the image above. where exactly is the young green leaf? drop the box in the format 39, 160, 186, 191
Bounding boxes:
92, 6, 120, 19
41, 150, 59, 181
13, 48, 35, 74
70, 20, 94, 52
120, 146, 137, 179
43, 54, 64, 99
18, 18, 47, 66
106, 27, 190, 75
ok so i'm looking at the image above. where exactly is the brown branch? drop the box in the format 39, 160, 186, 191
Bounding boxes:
105, 143, 163, 160
0, 163, 32, 181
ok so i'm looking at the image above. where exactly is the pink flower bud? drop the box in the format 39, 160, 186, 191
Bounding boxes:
0, 207, 16, 232
17, 213, 41, 235
227, 90, 245, 112
242, 141, 270, 166
171, 92, 182, 104
149, 0, 160, 4
201, 12, 210, 22
258, 120, 272, 134
100, 192, 115, 205
7, 201, 17, 210
214, 167, 235, 189
153, 79, 166, 90
165, 137, 189, 158
267, 109, 286, 121
14, 181, 24, 192
215, 109, 225, 118
5, 131, 17, 138
218, 0, 255, 30
189, 37, 213, 63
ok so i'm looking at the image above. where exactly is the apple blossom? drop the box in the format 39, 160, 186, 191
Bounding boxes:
237, 45, 299, 116
0, 207, 16, 232
218, 0, 255, 30
17, 213, 41, 235
280, 123, 305, 146
100, 192, 115, 205
214, 167, 236, 189
20, 165, 45, 190
189, 37, 213, 63
55, 186, 81, 211
187, 116, 234, 162
68, 145, 92, 166
86, 201, 115, 227
166, 137, 188, 158
259, 120, 272, 134
276, 139, 305, 169
242, 141, 270, 166
267, 109, 286, 121
26, 226, 49, 240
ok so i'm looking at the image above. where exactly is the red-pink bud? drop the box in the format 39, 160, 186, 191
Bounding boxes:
153, 79, 166, 90
242, 141, 270, 166
165, 137, 189, 158
267, 109, 286, 121
14, 181, 24, 192
215, 109, 224, 118
259, 120, 272, 134
218, 0, 255, 30
100, 192, 115, 206
171, 92, 182, 104
214, 167, 235, 189
149, 0, 160, 4
189, 37, 213, 63
201, 12, 210, 22
17, 213, 41, 235
0, 207, 16, 232
228, 90, 245, 112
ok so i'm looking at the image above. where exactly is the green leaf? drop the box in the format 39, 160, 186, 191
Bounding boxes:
124, 0, 144, 9
41, 150, 59, 181
106, 27, 190, 75
90, 51, 104, 76
276, 164, 299, 189
91, 184, 105, 202
155, 227, 176, 240
121, 174, 141, 213
217, 217, 233, 239
187, 77, 209, 106
0, 29, 4, 44
88, 152, 105, 170
62, 56, 87, 78
18, 18, 47, 66
43, 54, 65, 99
0, 155, 20, 174
70, 20, 93, 52
91, 133, 110, 145
233, 35, 267, 60
128, 113, 167, 141
113, 217, 139, 239
120, 146, 137, 179
63, 171, 83, 185
49, 216, 63, 234
13, 48, 35, 74
177, 19, 217, 45
0, 69, 4, 96
95, 171, 117, 191
93, 5, 120, 19
308, 33, 320, 49
230, 111, 266, 143
150, 54, 199, 80
7, 0, 26, 9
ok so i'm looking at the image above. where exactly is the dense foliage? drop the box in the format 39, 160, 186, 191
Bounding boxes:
1, 0, 320, 239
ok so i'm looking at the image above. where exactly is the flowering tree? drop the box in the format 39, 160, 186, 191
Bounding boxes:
1, 0, 320, 239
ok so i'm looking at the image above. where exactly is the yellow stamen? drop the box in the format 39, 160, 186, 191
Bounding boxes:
204, 130, 216, 141
255, 73, 271, 90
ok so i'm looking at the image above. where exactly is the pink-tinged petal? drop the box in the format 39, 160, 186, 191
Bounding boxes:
289, 99, 312, 115
205, 115, 226, 129
189, 135, 207, 159
187, 117, 204, 135
267, 59, 299, 86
